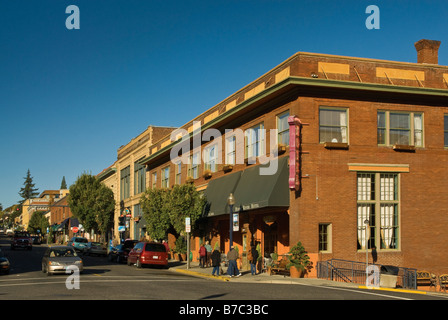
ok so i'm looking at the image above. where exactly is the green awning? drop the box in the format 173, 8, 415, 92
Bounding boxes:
233, 156, 289, 211
203, 171, 242, 217
203, 156, 290, 217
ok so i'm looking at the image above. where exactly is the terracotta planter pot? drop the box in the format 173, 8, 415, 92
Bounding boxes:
290, 266, 303, 278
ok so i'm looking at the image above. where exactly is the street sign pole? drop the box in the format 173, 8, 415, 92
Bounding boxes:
186, 217, 191, 270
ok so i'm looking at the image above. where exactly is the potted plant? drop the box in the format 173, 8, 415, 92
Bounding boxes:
286, 241, 312, 278
223, 164, 233, 173
203, 170, 212, 179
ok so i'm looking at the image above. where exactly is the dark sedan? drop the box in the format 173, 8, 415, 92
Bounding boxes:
108, 240, 138, 263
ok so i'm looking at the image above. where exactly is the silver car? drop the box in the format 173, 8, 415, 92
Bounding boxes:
41, 246, 83, 275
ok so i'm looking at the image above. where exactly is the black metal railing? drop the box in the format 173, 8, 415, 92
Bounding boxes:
316, 259, 417, 290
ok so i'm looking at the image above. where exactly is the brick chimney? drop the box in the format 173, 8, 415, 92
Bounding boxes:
415, 39, 441, 64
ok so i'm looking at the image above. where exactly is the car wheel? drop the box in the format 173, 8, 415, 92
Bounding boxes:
127, 258, 131, 266
42, 263, 46, 273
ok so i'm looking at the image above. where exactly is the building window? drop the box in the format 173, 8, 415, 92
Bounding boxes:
204, 144, 218, 173
319, 223, 332, 253
245, 123, 265, 159
226, 135, 236, 165
151, 172, 157, 189
444, 115, 448, 147
188, 152, 200, 179
319, 107, 348, 143
175, 161, 182, 185
277, 111, 290, 146
357, 172, 399, 251
134, 160, 146, 195
377, 111, 423, 147
120, 166, 130, 201
161, 166, 170, 188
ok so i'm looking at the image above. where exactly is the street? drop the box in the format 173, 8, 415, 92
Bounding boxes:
0, 235, 446, 307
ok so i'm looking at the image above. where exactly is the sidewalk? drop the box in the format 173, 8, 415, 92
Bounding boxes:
169, 260, 362, 288
168, 260, 448, 297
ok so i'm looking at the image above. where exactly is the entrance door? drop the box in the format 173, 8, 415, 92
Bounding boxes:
264, 222, 278, 259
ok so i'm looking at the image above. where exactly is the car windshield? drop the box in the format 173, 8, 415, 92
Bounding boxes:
49, 248, 77, 257
75, 238, 88, 243
15, 232, 30, 237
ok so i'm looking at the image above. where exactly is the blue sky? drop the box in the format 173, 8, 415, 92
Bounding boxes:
0, 0, 447, 209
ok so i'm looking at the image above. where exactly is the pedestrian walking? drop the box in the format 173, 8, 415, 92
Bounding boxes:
199, 244, 207, 268
205, 241, 212, 267
211, 247, 221, 276
226, 246, 241, 277
162, 240, 170, 259
249, 245, 259, 275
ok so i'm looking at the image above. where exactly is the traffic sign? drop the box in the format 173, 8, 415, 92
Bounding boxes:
72, 226, 79, 233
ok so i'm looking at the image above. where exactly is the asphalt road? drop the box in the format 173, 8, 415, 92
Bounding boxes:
0, 234, 445, 310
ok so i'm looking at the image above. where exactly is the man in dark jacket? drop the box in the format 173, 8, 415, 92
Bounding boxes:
249, 245, 259, 275
211, 248, 221, 276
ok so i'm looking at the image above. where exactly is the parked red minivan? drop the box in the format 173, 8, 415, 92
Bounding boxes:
127, 242, 168, 268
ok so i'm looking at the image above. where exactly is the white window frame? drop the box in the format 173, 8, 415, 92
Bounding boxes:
245, 123, 265, 159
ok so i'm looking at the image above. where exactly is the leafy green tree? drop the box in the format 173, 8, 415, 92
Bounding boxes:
140, 188, 171, 241
140, 183, 206, 241
68, 173, 115, 240
18, 169, 39, 203
168, 183, 206, 235
28, 210, 48, 234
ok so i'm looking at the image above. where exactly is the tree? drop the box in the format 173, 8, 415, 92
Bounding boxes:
18, 169, 39, 203
28, 211, 49, 235
60, 176, 67, 189
140, 188, 171, 241
168, 183, 206, 235
140, 183, 206, 241
68, 173, 115, 240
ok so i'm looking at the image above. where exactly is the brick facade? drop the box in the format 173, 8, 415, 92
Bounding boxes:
129, 40, 448, 274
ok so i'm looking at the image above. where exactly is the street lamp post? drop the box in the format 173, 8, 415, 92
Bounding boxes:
364, 219, 369, 267
228, 193, 235, 249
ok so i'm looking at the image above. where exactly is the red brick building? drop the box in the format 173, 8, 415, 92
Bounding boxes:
139, 39, 448, 275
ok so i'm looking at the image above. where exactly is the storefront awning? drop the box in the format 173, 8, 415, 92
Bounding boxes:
203, 171, 242, 217
203, 156, 290, 217
233, 156, 289, 211
70, 218, 79, 227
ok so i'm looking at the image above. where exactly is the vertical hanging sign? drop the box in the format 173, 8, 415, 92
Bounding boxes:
288, 115, 303, 191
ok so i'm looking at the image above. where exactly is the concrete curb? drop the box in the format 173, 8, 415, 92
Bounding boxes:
173, 268, 230, 282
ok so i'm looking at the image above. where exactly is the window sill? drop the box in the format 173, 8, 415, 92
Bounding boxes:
323, 142, 349, 150
393, 144, 416, 152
